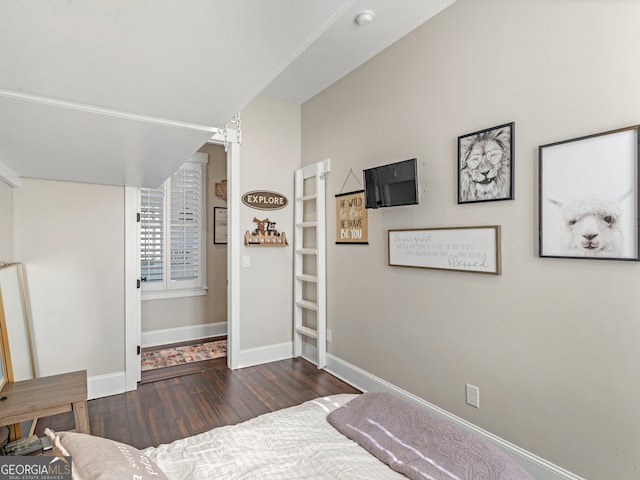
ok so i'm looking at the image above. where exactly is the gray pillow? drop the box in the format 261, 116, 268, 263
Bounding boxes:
327, 392, 534, 480
45, 428, 168, 480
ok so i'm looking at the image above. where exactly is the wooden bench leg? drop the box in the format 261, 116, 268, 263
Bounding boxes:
72, 400, 90, 434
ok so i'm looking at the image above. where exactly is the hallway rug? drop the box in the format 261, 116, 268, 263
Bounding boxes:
141, 339, 227, 371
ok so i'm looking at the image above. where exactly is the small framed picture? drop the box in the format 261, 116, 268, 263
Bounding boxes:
458, 122, 514, 203
539, 125, 639, 260
213, 207, 227, 244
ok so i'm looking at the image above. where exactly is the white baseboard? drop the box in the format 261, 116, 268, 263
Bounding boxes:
237, 341, 292, 369
324, 353, 585, 480
141, 322, 227, 347
88, 371, 126, 400
88, 339, 580, 480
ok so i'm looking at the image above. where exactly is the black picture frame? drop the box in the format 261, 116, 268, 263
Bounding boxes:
539, 125, 640, 261
213, 207, 227, 244
458, 122, 514, 204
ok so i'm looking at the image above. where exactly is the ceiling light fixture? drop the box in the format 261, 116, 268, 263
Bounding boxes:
355, 9, 375, 27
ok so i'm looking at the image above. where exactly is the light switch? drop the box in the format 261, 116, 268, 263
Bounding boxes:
242, 255, 251, 267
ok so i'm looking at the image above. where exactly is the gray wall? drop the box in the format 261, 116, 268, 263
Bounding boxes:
301, 1, 640, 479
13, 179, 125, 378
239, 95, 300, 351
0, 181, 13, 262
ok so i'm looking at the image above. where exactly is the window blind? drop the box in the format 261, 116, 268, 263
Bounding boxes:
140, 185, 165, 284
139, 158, 206, 297
170, 166, 201, 282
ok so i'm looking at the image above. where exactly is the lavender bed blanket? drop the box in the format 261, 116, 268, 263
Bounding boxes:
327, 392, 534, 480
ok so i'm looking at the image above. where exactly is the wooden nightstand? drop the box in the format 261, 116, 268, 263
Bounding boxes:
0, 370, 90, 436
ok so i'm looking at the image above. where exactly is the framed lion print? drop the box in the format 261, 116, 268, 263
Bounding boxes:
458, 122, 514, 204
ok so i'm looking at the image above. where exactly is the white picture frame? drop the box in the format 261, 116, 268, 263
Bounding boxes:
388, 226, 501, 275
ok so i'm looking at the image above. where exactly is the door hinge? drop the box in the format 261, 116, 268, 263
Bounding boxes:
137, 279, 141, 289
136, 212, 141, 222
137, 345, 141, 355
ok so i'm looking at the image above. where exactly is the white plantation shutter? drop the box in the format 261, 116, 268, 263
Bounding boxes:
140, 156, 206, 298
169, 164, 201, 283
140, 186, 165, 284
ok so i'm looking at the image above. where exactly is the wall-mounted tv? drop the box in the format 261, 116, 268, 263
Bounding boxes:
363, 158, 419, 209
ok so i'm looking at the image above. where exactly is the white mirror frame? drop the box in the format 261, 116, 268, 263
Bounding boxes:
0, 262, 36, 382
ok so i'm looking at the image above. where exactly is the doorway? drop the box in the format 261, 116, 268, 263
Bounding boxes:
138, 144, 227, 372
139, 336, 227, 383
124, 132, 241, 391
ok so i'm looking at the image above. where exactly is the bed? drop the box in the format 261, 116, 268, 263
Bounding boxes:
45, 392, 534, 480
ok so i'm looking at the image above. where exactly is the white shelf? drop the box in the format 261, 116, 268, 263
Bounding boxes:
296, 248, 317, 255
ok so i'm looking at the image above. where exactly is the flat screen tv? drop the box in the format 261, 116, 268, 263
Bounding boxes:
363, 158, 419, 209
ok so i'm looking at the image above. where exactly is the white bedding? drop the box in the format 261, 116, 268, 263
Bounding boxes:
142, 394, 407, 480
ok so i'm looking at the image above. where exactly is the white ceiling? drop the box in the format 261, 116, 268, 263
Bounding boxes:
263, 0, 456, 104
0, 0, 455, 188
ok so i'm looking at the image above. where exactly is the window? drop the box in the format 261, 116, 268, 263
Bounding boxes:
140, 155, 207, 299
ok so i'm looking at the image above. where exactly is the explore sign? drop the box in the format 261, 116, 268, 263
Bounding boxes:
242, 190, 288, 210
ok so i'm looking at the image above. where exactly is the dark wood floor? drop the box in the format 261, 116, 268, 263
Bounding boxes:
139, 337, 227, 384
35, 357, 360, 450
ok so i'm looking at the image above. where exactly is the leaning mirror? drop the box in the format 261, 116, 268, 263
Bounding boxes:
0, 263, 37, 440
0, 263, 36, 382
0, 300, 7, 392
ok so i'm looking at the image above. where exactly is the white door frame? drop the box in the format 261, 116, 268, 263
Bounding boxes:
124, 186, 141, 390
124, 131, 241, 391
218, 135, 241, 370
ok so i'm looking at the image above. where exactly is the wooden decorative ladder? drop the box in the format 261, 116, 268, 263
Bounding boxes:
293, 159, 330, 368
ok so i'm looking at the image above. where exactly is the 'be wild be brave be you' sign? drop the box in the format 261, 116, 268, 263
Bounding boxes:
336, 190, 368, 244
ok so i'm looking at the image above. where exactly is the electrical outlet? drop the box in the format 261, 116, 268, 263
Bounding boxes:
466, 383, 480, 408
326, 329, 332, 343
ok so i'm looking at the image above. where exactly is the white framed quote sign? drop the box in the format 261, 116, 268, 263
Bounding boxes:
388, 226, 501, 275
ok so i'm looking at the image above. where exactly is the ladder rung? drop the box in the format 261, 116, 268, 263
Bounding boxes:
296, 300, 318, 311
296, 274, 318, 283
297, 194, 318, 201
297, 221, 317, 228
297, 248, 317, 255
296, 326, 318, 339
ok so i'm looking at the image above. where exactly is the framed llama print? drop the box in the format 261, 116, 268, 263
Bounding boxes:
539, 125, 640, 261
458, 122, 514, 203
